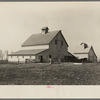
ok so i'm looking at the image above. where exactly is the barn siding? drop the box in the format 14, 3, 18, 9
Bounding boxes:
49, 32, 68, 62
88, 48, 97, 62
35, 49, 50, 62
8, 56, 35, 63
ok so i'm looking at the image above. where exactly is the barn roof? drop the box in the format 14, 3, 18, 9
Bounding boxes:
8, 49, 48, 56
22, 30, 60, 47
68, 52, 77, 58
74, 45, 91, 54
74, 45, 97, 58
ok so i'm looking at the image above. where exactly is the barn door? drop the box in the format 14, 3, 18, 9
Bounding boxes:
40, 56, 43, 62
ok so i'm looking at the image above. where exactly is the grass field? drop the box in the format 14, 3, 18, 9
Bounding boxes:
0, 62, 100, 85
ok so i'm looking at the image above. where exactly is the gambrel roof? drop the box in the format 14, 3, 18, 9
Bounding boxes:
22, 30, 69, 47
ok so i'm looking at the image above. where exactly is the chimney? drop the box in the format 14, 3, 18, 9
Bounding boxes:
41, 27, 49, 34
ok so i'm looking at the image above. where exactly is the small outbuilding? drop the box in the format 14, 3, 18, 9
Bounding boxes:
74, 45, 97, 62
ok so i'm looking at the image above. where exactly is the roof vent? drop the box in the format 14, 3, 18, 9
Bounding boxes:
80, 42, 88, 49
41, 27, 49, 34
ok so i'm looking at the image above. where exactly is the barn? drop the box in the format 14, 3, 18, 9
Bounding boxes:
74, 45, 97, 62
8, 27, 76, 63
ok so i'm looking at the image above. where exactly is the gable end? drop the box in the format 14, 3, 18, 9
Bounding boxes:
89, 46, 97, 58
49, 30, 69, 47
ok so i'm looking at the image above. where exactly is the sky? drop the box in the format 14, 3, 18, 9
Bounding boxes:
0, 2, 100, 59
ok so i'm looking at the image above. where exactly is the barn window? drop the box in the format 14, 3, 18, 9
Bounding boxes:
61, 41, 63, 46
55, 40, 57, 44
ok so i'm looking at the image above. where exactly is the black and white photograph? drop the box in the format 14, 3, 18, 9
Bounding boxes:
0, 1, 99, 86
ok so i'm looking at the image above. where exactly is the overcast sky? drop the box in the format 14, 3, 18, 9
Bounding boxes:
0, 2, 100, 59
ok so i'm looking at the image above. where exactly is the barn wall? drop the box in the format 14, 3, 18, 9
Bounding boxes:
35, 50, 50, 62
8, 56, 35, 63
88, 49, 97, 62
49, 32, 68, 62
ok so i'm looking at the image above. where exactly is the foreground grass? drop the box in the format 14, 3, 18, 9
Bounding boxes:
0, 62, 100, 85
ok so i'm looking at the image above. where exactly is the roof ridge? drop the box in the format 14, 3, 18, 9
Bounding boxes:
31, 30, 61, 35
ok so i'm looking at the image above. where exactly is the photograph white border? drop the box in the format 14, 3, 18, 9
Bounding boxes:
0, 85, 99, 98
0, 1, 100, 98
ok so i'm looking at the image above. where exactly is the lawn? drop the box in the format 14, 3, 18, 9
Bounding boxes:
0, 62, 100, 85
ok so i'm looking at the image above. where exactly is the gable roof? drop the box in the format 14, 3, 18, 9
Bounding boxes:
74, 45, 91, 54
22, 30, 61, 47
8, 49, 48, 56
74, 45, 97, 58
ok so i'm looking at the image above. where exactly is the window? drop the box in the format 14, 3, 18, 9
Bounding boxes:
30, 56, 31, 58
23, 56, 24, 58
55, 40, 57, 44
61, 41, 63, 46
